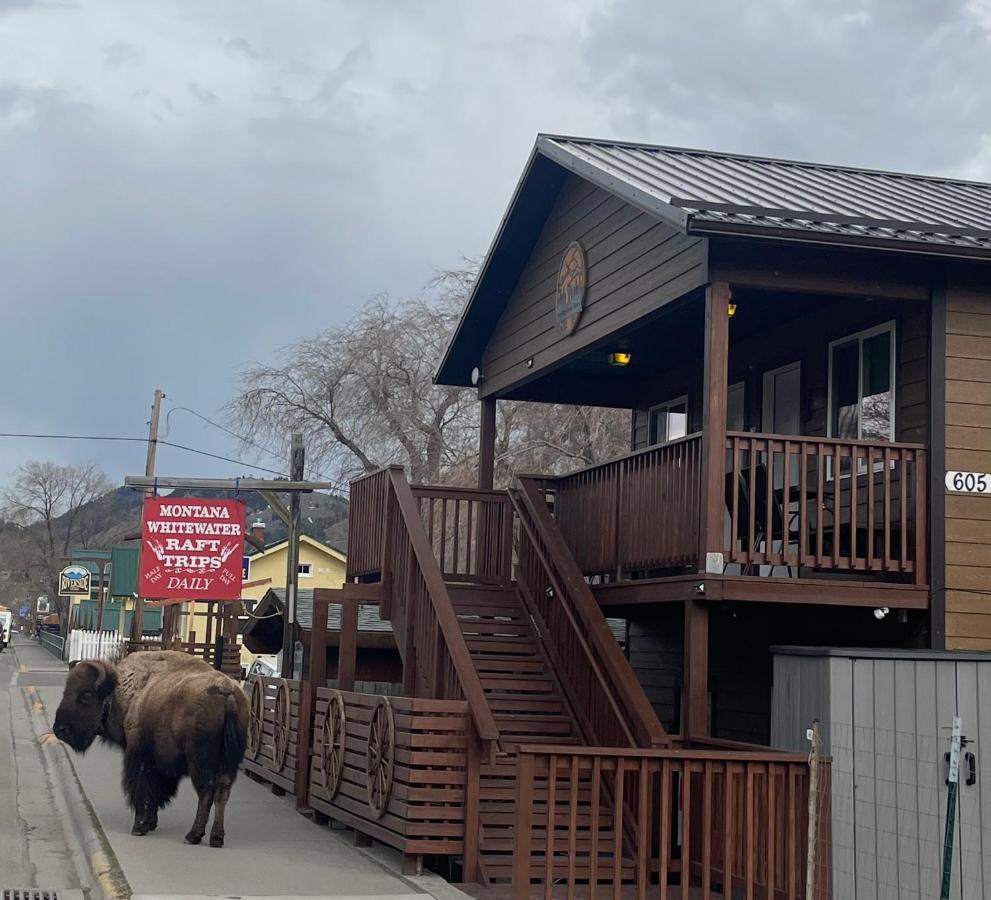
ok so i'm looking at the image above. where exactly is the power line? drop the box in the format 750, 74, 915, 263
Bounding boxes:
0, 430, 350, 495
163, 401, 349, 491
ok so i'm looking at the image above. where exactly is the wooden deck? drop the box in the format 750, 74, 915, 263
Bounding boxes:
235, 466, 834, 897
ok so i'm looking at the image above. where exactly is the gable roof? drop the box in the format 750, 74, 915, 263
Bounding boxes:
436, 133, 991, 387
246, 533, 347, 564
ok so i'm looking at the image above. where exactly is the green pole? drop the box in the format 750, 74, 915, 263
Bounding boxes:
939, 716, 962, 900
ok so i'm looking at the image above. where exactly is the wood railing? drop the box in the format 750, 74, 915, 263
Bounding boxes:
412, 485, 514, 584
347, 468, 391, 578
513, 744, 831, 900
511, 478, 668, 749
725, 432, 927, 583
375, 467, 500, 750
544, 434, 703, 577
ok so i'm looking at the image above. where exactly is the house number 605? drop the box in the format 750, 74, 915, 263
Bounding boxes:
946, 471, 991, 494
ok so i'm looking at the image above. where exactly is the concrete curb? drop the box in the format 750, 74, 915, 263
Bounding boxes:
23, 684, 132, 900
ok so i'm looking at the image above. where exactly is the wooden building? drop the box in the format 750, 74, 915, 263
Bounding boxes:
251, 137, 991, 898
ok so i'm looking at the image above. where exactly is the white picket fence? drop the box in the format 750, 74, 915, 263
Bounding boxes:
66, 629, 126, 664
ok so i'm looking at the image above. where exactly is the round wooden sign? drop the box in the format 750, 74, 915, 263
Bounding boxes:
556, 241, 587, 335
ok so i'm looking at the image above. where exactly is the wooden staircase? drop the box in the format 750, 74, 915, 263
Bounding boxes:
450, 583, 633, 885
348, 468, 666, 888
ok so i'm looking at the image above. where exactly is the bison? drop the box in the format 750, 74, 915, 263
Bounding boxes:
53, 650, 249, 848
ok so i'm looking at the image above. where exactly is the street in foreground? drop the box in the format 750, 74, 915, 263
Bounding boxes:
1, 635, 450, 900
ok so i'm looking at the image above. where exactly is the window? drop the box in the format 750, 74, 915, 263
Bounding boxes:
298, 563, 313, 577
828, 322, 895, 442
648, 395, 688, 445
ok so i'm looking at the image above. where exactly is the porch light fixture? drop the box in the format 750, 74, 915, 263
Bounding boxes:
608, 351, 632, 366
873, 607, 890, 620
728, 303, 737, 318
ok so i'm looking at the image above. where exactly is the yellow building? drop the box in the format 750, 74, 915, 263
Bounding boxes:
180, 533, 347, 669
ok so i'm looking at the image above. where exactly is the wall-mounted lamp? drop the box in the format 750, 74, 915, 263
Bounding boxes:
728, 303, 737, 318
608, 351, 632, 366
470, 366, 481, 386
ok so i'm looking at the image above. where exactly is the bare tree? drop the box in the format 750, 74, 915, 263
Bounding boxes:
228, 266, 630, 488
2, 461, 114, 634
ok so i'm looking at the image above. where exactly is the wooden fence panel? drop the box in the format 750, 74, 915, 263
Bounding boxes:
307, 688, 471, 857
242, 676, 304, 794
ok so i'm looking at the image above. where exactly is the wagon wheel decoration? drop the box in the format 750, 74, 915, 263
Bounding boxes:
365, 697, 395, 819
247, 678, 264, 760
272, 679, 292, 771
320, 690, 346, 799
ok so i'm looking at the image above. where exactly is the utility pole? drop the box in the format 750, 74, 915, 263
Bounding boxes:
132, 389, 164, 643
281, 433, 304, 677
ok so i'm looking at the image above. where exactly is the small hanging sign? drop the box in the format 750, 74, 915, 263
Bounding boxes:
555, 241, 587, 335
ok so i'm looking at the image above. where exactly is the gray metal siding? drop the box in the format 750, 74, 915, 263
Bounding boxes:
772, 649, 991, 900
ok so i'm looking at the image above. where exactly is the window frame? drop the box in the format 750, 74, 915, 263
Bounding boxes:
298, 562, 313, 577
647, 394, 689, 446
826, 320, 897, 444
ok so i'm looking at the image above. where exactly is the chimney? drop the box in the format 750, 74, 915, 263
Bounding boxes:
249, 521, 266, 546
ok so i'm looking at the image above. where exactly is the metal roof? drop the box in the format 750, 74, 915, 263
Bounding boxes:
267, 588, 391, 633
436, 134, 991, 387
538, 135, 991, 253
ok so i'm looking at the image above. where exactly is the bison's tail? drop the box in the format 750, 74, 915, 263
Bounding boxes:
221, 693, 247, 776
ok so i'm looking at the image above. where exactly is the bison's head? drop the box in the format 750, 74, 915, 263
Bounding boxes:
53, 660, 118, 752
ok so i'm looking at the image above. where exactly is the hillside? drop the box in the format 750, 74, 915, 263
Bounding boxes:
78, 486, 350, 552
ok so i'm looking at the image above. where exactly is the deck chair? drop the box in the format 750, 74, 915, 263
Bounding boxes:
724, 462, 799, 577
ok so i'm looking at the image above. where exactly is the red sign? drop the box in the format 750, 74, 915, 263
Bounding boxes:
139, 497, 247, 600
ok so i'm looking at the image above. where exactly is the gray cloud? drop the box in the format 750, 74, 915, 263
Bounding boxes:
0, 0, 988, 489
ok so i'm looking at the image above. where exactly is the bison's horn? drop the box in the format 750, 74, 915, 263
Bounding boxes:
88, 660, 113, 690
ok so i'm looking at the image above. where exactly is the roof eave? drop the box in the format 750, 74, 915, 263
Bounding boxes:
434, 143, 544, 388
690, 220, 991, 263
536, 135, 689, 232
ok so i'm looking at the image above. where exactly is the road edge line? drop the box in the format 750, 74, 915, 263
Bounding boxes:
24, 684, 132, 900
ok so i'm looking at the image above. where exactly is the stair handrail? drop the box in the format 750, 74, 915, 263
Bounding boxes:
512, 477, 668, 748
383, 466, 501, 747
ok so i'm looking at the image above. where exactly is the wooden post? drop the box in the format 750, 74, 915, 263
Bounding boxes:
806, 719, 822, 899
699, 282, 731, 571
296, 591, 329, 809
478, 397, 497, 490
338, 599, 358, 691
683, 598, 709, 739
133, 388, 164, 643
281, 433, 305, 677
463, 721, 482, 883
95, 564, 106, 632
683, 282, 729, 740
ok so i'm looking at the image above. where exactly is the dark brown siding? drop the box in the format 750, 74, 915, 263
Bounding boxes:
481, 174, 707, 398
944, 263, 991, 649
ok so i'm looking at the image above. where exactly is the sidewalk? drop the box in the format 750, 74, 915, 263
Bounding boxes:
17, 638, 443, 900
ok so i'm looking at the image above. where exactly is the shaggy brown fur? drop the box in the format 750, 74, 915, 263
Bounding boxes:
53, 651, 249, 847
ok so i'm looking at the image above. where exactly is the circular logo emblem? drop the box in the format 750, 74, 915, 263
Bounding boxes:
556, 241, 587, 336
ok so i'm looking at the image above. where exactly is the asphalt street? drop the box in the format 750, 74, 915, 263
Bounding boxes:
2, 634, 442, 900
0, 633, 87, 898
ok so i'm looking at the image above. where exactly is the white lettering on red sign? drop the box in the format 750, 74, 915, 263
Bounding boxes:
138, 497, 246, 601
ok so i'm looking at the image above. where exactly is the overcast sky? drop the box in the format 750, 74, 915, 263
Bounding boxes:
1, 0, 990, 490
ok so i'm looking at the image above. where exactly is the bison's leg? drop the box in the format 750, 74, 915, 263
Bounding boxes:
208, 776, 234, 848
123, 747, 156, 836
184, 783, 214, 845
184, 755, 218, 846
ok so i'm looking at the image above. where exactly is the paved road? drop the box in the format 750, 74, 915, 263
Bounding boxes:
6, 635, 438, 900
0, 634, 87, 897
